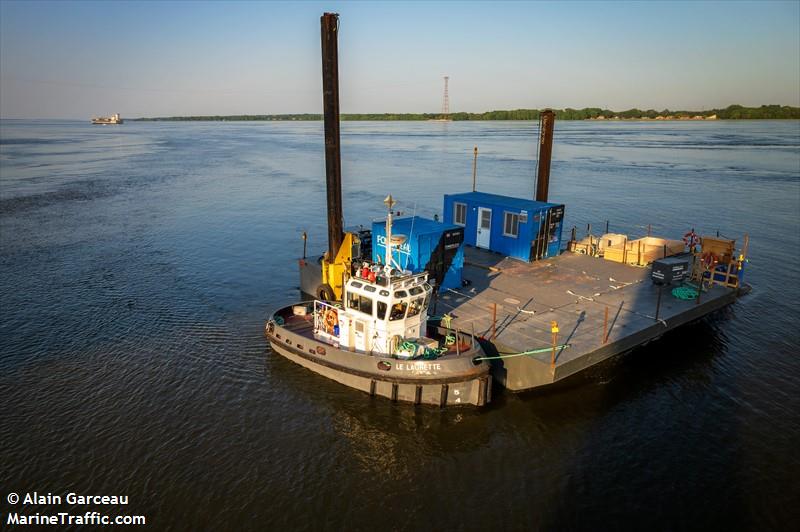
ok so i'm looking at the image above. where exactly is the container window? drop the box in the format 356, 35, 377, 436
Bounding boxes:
394, 290, 408, 298
389, 301, 408, 321
454, 202, 467, 226
504, 212, 519, 238
351, 281, 363, 288
377, 301, 387, 320
364, 285, 377, 292
480, 209, 491, 229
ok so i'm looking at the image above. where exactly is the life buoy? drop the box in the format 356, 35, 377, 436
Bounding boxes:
683, 230, 699, 249
701, 251, 717, 268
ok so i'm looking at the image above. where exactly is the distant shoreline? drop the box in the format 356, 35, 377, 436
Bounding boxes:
133, 104, 799, 122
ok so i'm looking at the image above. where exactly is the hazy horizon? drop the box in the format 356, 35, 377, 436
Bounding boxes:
1, 1, 799, 120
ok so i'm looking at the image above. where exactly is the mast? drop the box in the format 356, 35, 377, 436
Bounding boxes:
535, 109, 555, 203
384, 194, 396, 270
321, 12, 344, 259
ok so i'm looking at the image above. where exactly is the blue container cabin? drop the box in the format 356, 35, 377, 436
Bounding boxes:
442, 191, 565, 262
371, 216, 465, 290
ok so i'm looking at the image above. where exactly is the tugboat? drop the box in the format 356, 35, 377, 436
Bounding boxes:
91, 113, 123, 125
266, 196, 492, 407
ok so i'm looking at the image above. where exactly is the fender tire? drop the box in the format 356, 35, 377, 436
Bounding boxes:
317, 284, 335, 301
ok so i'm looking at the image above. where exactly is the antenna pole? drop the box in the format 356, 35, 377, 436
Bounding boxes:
472, 146, 478, 192
442, 76, 450, 120
384, 194, 396, 270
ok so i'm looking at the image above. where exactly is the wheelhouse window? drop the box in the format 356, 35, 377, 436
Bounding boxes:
454, 202, 467, 226
347, 292, 373, 316
377, 301, 387, 320
407, 297, 424, 317
360, 296, 373, 316
389, 301, 408, 321
504, 212, 520, 238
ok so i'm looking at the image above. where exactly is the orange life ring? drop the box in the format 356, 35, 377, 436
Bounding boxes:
701, 251, 717, 268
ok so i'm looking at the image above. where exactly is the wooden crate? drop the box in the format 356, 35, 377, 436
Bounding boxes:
604, 236, 685, 266
568, 233, 627, 256
700, 236, 735, 264
597, 233, 628, 252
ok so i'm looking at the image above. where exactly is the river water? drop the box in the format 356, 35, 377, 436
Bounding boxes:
1, 119, 798, 530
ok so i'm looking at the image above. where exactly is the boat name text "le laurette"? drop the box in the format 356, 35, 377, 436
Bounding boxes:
395, 362, 442, 371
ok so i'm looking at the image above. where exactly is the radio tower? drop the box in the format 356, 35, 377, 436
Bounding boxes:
441, 76, 450, 120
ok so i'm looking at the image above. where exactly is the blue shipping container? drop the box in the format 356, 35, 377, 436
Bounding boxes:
371, 216, 464, 290
442, 191, 565, 261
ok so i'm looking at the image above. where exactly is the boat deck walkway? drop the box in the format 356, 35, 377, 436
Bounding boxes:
436, 246, 738, 391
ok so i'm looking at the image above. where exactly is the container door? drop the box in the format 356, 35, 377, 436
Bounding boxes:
477, 207, 492, 249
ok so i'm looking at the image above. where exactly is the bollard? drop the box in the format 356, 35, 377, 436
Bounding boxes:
550, 321, 559, 368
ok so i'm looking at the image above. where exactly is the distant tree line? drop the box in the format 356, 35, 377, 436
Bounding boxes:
135, 104, 800, 121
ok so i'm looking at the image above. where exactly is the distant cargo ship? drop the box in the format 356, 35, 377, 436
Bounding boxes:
91, 113, 123, 125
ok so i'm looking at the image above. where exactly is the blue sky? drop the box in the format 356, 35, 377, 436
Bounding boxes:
1, 0, 798, 118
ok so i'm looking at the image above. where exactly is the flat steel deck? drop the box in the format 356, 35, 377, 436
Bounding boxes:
436, 247, 739, 391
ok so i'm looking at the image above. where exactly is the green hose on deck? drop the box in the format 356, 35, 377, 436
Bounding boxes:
473, 344, 571, 361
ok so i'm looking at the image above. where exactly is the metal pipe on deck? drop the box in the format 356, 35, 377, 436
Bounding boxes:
535, 109, 555, 203
321, 12, 344, 259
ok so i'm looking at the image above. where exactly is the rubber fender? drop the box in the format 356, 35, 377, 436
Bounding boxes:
316, 284, 335, 301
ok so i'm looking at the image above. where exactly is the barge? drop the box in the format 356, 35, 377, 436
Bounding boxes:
91, 113, 123, 125
266, 12, 750, 406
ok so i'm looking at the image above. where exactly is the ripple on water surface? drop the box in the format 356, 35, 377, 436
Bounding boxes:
1, 119, 799, 530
